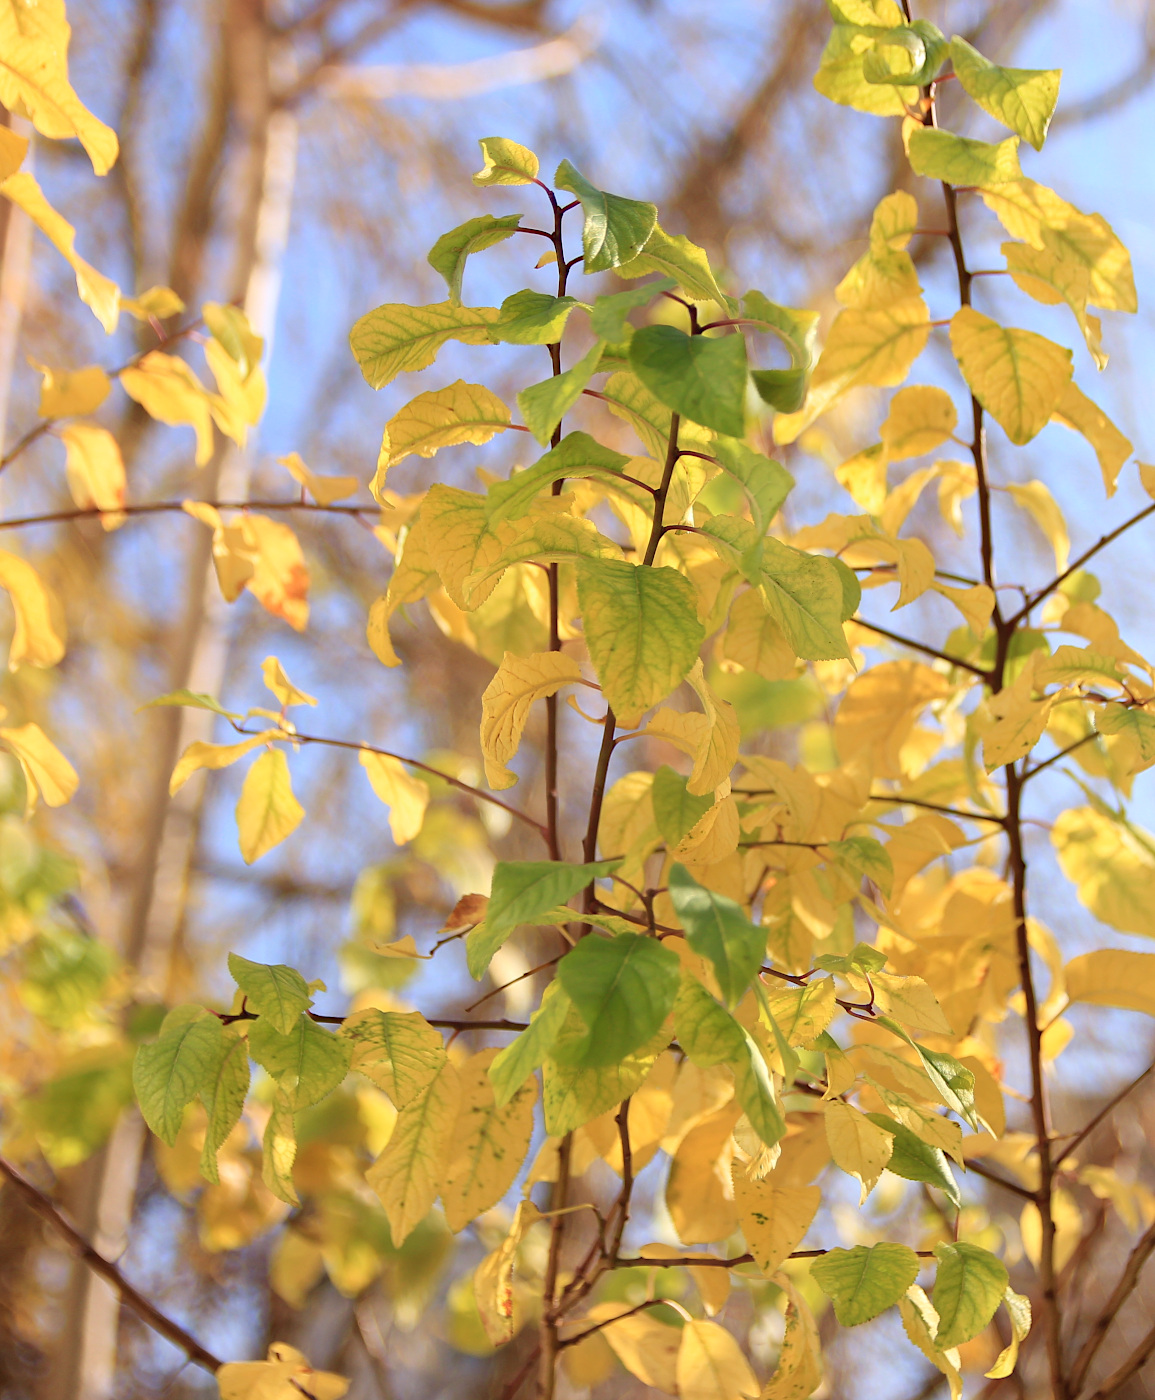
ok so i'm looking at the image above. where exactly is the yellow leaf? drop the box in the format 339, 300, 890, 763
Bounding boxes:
761, 1274, 823, 1400
34, 362, 111, 418
217, 1342, 349, 1400
732, 1174, 819, 1276
261, 1087, 298, 1205
441, 1048, 537, 1231
585, 1301, 681, 1393
239, 515, 310, 632
1065, 949, 1155, 1016
836, 443, 888, 515
677, 1318, 759, 1400
880, 386, 958, 460
205, 338, 266, 448
0, 722, 77, 812
935, 459, 977, 537
1053, 806, 1155, 939
121, 285, 185, 321
930, 581, 995, 636
824, 1099, 892, 1203
1005, 481, 1068, 572
721, 589, 796, 682
0, 124, 27, 180
982, 656, 1056, 770
368, 1059, 461, 1246
170, 732, 276, 795
1003, 242, 1106, 369
980, 178, 1136, 314
0, 172, 119, 331
871, 191, 919, 252
666, 1103, 742, 1244
631, 1241, 730, 1315
984, 1287, 1032, 1380
56, 422, 125, 528
949, 306, 1072, 446
472, 136, 539, 186
261, 656, 316, 710
358, 749, 430, 845
835, 245, 921, 311
0, 548, 65, 669
121, 352, 214, 463
236, 748, 304, 863
899, 1285, 962, 1400
474, 1199, 543, 1346
834, 661, 951, 779
1052, 381, 1132, 496
480, 650, 583, 789
276, 451, 358, 505
767, 978, 837, 1047
775, 298, 931, 444
379, 380, 510, 480
684, 660, 742, 795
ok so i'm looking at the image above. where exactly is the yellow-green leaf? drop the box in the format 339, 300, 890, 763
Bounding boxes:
824, 1099, 893, 1202
577, 559, 704, 726
907, 127, 1022, 186
367, 1058, 461, 1245
472, 136, 539, 186
811, 1242, 920, 1326
950, 37, 1060, 151
380, 380, 510, 477
441, 1049, 537, 1232
1053, 806, 1155, 939
350, 301, 499, 390
236, 748, 304, 864
949, 306, 1072, 445
480, 649, 582, 789
880, 386, 958, 460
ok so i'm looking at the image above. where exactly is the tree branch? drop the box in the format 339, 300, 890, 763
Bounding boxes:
1053, 1062, 1155, 1170
853, 617, 991, 679
1067, 1216, 1155, 1396
0, 1156, 222, 1373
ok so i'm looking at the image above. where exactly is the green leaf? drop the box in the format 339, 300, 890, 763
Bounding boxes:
486, 431, 630, 525
488, 289, 579, 345
427, 213, 521, 304
133, 1005, 224, 1147
466, 858, 623, 979
711, 436, 794, 532
673, 976, 784, 1146
554, 931, 681, 1067
862, 20, 948, 86
488, 981, 572, 1107
226, 952, 311, 1034
262, 1085, 299, 1204
832, 556, 863, 622
553, 159, 657, 272
248, 1013, 351, 1110
629, 324, 747, 436
865, 1112, 961, 1209
341, 1007, 446, 1106
614, 222, 730, 304
651, 766, 713, 848
517, 340, 603, 445
950, 37, 1060, 151
198, 1028, 249, 1183
473, 136, 539, 186
578, 559, 705, 724
815, 941, 887, 974
742, 291, 819, 413
349, 301, 499, 390
669, 864, 765, 1007
932, 1241, 1009, 1348
811, 1243, 921, 1326
140, 688, 242, 720
907, 127, 1022, 186
759, 538, 850, 661
589, 277, 677, 341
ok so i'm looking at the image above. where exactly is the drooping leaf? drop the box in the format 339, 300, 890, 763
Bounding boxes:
133, 1005, 224, 1147
651, 767, 714, 848
36, 363, 111, 418
0, 722, 79, 812
811, 1242, 921, 1327
577, 559, 705, 725
589, 277, 677, 341
629, 324, 747, 437
441, 1049, 537, 1231
760, 539, 850, 662
427, 213, 521, 303
1053, 806, 1155, 939
227, 952, 310, 1035
554, 931, 681, 1067
932, 1241, 1008, 1349
359, 750, 430, 844
480, 650, 583, 789
216, 1343, 349, 1400
1052, 381, 1132, 496
614, 222, 729, 304
733, 1175, 821, 1276
865, 1113, 961, 1209
711, 435, 795, 530
668, 864, 765, 1007
676, 1318, 759, 1400
554, 160, 657, 272
824, 1099, 893, 1203
235, 748, 304, 864
0, 549, 65, 671
488, 980, 572, 1106
950, 37, 1060, 150
198, 1028, 249, 1184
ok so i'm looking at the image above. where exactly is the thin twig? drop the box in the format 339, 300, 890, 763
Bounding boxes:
853, 617, 991, 679
1053, 1062, 1155, 1169
1067, 1217, 1155, 1396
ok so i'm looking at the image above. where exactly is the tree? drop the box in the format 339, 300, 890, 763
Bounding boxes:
3, 3, 1155, 1400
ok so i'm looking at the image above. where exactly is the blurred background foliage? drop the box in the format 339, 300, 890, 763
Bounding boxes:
2, 1, 1155, 1398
